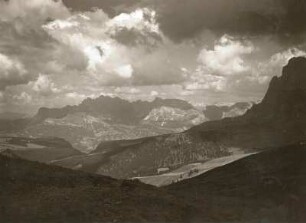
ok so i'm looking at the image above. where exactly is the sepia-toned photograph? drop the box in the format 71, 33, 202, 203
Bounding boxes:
0, 0, 306, 222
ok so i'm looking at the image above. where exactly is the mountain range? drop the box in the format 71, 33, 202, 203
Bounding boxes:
2, 57, 305, 181
1, 95, 249, 153
1, 57, 306, 222
25, 97, 208, 152
47, 57, 306, 180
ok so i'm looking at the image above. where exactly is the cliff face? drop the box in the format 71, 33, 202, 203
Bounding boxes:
247, 57, 306, 121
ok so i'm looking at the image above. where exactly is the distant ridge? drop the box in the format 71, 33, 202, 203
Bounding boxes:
34, 96, 194, 124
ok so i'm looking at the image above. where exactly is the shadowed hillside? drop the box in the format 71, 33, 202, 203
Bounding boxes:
0, 154, 195, 223
167, 144, 306, 222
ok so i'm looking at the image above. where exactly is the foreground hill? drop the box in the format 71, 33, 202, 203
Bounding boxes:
0, 154, 194, 223
1, 143, 305, 222
167, 143, 306, 222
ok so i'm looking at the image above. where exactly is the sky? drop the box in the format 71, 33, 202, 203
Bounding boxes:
0, 0, 306, 114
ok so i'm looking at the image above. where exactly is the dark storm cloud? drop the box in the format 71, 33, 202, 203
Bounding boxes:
154, 0, 306, 42
62, 0, 140, 16
66, 0, 306, 42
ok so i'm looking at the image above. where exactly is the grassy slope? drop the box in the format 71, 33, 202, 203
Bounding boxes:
0, 154, 195, 223
167, 144, 306, 222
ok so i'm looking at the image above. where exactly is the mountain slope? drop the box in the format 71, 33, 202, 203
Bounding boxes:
167, 143, 306, 222
0, 112, 28, 120
143, 106, 206, 129
203, 102, 253, 121
0, 137, 82, 163
0, 154, 194, 223
52, 134, 230, 178
190, 57, 306, 148
63, 56, 306, 179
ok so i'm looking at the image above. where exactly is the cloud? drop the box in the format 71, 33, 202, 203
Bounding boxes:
43, 10, 134, 85
13, 92, 32, 105
1, 0, 306, 114
106, 8, 158, 33
42, 7, 184, 86
62, 0, 139, 16
0, 0, 72, 93
264, 48, 306, 73
31, 74, 60, 96
0, 0, 69, 30
65, 92, 88, 103
64, 0, 295, 41
220, 47, 306, 97
185, 71, 227, 92
150, 90, 159, 97
107, 8, 162, 47
140, 0, 306, 42
0, 53, 28, 90
198, 35, 254, 76
115, 87, 141, 94
247, 47, 306, 86
115, 65, 134, 79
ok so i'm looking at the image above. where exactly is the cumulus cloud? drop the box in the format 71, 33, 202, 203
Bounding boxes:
138, 0, 306, 42
0, 0, 69, 31
13, 91, 32, 104
65, 92, 88, 104
115, 87, 141, 94
185, 71, 227, 92
198, 35, 254, 76
181, 35, 256, 93
241, 48, 306, 88
107, 8, 162, 47
1, 0, 306, 114
31, 74, 60, 96
0, 53, 28, 90
150, 90, 159, 97
43, 8, 170, 86
261, 48, 306, 75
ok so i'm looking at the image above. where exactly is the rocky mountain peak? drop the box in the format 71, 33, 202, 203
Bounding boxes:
267, 57, 306, 94
33, 95, 195, 124
246, 57, 306, 119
